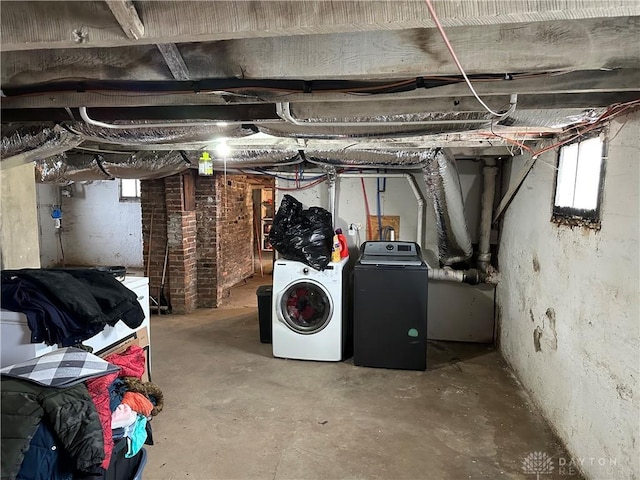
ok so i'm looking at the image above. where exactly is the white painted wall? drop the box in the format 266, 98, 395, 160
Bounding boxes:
0, 163, 40, 269
36, 183, 61, 267
274, 161, 495, 343
497, 112, 640, 479
37, 180, 143, 268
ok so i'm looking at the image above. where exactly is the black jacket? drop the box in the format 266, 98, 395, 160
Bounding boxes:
1, 378, 105, 480
1, 269, 144, 345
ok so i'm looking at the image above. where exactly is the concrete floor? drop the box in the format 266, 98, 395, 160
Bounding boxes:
144, 275, 581, 480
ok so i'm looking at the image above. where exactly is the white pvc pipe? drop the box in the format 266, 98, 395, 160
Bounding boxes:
328, 176, 336, 227
338, 172, 424, 247
478, 158, 497, 271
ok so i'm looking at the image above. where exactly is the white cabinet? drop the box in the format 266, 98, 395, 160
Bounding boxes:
0, 310, 57, 368
0, 276, 151, 367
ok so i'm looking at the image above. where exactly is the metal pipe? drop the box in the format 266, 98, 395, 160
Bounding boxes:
478, 158, 498, 272
327, 170, 337, 227
338, 172, 424, 247
276, 102, 490, 127
428, 268, 480, 285
79, 107, 282, 130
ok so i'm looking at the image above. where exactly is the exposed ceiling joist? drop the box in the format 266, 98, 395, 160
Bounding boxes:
3, 17, 638, 84
1, 0, 638, 52
2, 69, 637, 110
3, 92, 638, 124
155, 43, 190, 80
104, 0, 144, 39
102, 1, 189, 81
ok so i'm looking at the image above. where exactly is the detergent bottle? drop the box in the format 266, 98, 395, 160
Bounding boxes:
331, 233, 341, 262
335, 228, 349, 259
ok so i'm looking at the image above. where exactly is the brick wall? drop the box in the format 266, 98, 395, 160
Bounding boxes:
215, 175, 254, 304
141, 172, 254, 312
140, 179, 166, 309
195, 176, 217, 307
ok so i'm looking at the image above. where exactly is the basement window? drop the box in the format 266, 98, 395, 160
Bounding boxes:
552, 133, 605, 226
120, 179, 141, 201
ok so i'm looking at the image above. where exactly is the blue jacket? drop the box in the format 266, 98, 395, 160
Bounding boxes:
16, 421, 73, 480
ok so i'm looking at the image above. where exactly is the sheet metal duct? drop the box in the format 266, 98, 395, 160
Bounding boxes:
1, 125, 82, 169
423, 149, 473, 266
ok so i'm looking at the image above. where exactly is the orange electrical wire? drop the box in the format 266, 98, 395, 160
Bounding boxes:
480, 99, 640, 158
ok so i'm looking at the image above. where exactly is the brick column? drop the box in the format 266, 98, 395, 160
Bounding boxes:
165, 174, 198, 313
195, 175, 218, 307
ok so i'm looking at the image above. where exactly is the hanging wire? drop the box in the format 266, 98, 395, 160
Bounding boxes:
423, 0, 516, 118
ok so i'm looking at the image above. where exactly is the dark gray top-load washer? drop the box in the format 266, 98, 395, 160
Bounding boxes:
353, 241, 428, 371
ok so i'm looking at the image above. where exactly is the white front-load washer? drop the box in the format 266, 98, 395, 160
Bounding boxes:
272, 258, 349, 361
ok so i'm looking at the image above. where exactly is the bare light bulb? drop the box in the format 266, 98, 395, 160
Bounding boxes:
216, 139, 231, 157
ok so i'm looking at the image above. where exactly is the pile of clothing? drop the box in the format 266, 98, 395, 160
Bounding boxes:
1, 268, 145, 347
1, 345, 163, 480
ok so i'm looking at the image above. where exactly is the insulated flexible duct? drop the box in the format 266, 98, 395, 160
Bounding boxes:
68, 122, 256, 145
35, 149, 304, 183
305, 149, 435, 169
181, 150, 304, 170
1, 126, 82, 169
422, 149, 473, 266
35, 151, 190, 184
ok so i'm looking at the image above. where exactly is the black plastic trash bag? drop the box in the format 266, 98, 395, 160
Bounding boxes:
268, 194, 334, 270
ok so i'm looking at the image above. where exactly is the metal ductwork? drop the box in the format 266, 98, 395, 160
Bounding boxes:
68, 122, 257, 145
35, 151, 191, 184
1, 126, 82, 169
305, 149, 436, 169
422, 149, 473, 266
35, 149, 305, 184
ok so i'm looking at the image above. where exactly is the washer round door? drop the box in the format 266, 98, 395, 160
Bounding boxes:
278, 280, 333, 334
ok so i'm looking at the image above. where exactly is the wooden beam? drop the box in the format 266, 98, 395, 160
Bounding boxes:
2, 69, 637, 109
104, 0, 144, 39
156, 44, 190, 80
1, 1, 638, 52
2, 17, 638, 84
